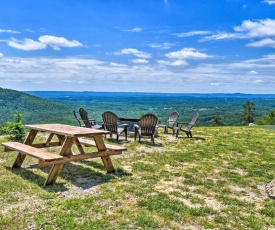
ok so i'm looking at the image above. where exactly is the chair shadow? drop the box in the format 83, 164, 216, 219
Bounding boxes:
176, 136, 206, 141
6, 160, 132, 192
138, 141, 163, 146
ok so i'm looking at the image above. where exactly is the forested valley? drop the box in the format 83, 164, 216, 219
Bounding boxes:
1, 87, 275, 128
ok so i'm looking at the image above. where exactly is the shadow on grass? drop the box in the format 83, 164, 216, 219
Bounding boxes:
5, 160, 132, 191
105, 136, 163, 146
138, 141, 163, 146
176, 136, 206, 141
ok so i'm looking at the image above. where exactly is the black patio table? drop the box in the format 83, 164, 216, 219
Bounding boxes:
119, 117, 140, 133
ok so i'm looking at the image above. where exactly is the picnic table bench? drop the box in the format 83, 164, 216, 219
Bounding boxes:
2, 124, 127, 186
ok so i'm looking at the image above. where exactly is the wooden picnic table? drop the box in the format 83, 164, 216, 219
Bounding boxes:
2, 124, 126, 186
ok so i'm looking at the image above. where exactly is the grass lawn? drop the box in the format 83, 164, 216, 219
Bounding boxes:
0, 126, 274, 229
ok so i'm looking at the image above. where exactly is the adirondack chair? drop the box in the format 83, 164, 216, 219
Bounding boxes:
164, 111, 179, 134
73, 108, 84, 127
173, 113, 199, 138
102, 111, 128, 141
134, 113, 159, 143
79, 108, 102, 129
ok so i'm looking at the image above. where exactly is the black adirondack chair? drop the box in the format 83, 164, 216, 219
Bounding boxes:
79, 108, 102, 129
102, 111, 128, 141
134, 113, 159, 143
173, 113, 199, 138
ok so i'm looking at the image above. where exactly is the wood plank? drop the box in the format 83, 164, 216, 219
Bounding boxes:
93, 135, 116, 173
25, 124, 110, 137
39, 150, 122, 166
11, 129, 38, 168
30, 142, 61, 148
44, 136, 76, 185
78, 138, 127, 151
2, 142, 63, 161
45, 164, 64, 186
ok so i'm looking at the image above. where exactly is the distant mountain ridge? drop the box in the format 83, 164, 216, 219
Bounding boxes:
25, 91, 275, 101
0, 87, 75, 125
2, 88, 275, 126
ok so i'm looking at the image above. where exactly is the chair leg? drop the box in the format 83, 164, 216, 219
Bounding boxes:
125, 129, 128, 141
176, 129, 179, 138
151, 135, 155, 144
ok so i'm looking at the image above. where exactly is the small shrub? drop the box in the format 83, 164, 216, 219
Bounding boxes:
1, 111, 26, 142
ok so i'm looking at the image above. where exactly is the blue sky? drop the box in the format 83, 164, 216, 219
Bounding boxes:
1, 0, 275, 93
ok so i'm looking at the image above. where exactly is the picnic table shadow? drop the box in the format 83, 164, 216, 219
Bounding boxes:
6, 160, 132, 191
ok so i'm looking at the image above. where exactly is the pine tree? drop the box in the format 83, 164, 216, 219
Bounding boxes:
240, 100, 255, 125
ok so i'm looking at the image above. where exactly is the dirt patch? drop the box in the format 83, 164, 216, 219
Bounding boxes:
265, 179, 275, 199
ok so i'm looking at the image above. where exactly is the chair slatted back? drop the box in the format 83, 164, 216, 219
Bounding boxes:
102, 111, 119, 133
79, 108, 92, 128
139, 113, 158, 135
167, 111, 179, 128
186, 113, 199, 131
73, 109, 82, 126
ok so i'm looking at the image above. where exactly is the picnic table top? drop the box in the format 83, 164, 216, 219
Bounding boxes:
25, 124, 110, 137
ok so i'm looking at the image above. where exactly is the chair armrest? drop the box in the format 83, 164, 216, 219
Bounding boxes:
118, 123, 129, 128
176, 122, 188, 127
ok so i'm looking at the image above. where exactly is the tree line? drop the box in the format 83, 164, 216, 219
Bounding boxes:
1, 88, 275, 130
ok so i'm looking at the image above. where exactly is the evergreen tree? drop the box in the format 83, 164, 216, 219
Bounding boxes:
2, 111, 26, 142
210, 115, 224, 126
257, 109, 275, 125
240, 100, 255, 125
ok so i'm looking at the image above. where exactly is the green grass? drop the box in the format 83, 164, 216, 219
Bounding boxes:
0, 126, 274, 229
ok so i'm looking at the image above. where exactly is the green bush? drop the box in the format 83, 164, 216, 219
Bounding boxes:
1, 111, 26, 142
257, 109, 275, 125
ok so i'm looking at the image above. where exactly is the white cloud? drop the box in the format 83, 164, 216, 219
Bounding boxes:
254, 79, 264, 84
263, 0, 275, 5
8, 38, 46, 50
158, 59, 188, 66
200, 18, 275, 46
2, 54, 275, 93
234, 18, 275, 38
175, 30, 211, 37
149, 42, 175, 50
115, 48, 151, 58
110, 62, 127, 67
0, 29, 20, 34
166, 48, 213, 60
38, 35, 83, 50
0, 53, 3, 58
201, 32, 245, 41
131, 59, 149, 64
247, 38, 275, 48
6, 35, 83, 51
249, 70, 258, 74
210, 83, 221, 86
123, 27, 142, 32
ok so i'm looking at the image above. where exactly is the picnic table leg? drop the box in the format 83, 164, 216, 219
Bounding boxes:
44, 136, 75, 186
12, 129, 38, 168
93, 135, 115, 173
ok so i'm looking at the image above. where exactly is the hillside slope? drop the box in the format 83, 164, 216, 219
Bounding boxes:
0, 87, 76, 125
